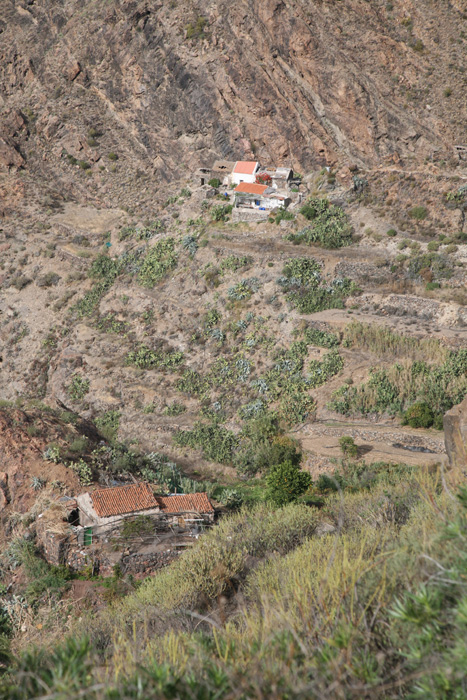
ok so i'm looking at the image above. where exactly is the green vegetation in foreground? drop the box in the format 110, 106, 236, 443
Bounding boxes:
3, 463, 467, 699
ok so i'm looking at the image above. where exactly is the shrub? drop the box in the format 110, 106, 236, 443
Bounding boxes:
275, 208, 295, 224
43, 445, 61, 463
208, 178, 220, 188
279, 259, 358, 314
125, 345, 184, 370
137, 238, 178, 287
402, 402, 434, 428
210, 204, 233, 222
219, 489, 243, 509
408, 253, 452, 281
162, 402, 186, 416
291, 198, 353, 248
174, 422, 238, 464
67, 375, 89, 401
186, 15, 207, 39
339, 436, 358, 458
303, 327, 339, 348
68, 459, 93, 486
95, 411, 120, 441
11, 276, 31, 290
68, 436, 89, 454
408, 206, 428, 220
108, 152, 118, 161
386, 228, 397, 237
227, 277, 261, 301
78, 160, 91, 170
219, 254, 251, 275
266, 461, 312, 505
308, 350, 344, 388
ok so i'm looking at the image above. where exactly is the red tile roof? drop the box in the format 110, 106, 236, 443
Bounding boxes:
234, 182, 268, 195
90, 483, 158, 518
233, 161, 258, 175
156, 493, 214, 514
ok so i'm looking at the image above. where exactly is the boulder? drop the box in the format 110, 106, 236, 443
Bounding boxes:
0, 472, 8, 511
444, 396, 467, 471
0, 137, 24, 168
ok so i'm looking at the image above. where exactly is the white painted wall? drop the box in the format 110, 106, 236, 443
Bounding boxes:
231, 162, 259, 185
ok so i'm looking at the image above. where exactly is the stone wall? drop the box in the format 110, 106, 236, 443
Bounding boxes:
232, 208, 268, 223
120, 550, 179, 575
444, 396, 467, 472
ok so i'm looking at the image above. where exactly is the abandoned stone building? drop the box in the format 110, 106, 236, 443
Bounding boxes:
38, 483, 215, 575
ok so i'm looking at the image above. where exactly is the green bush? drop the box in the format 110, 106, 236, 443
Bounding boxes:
279, 258, 358, 314
266, 461, 312, 505
125, 345, 184, 370
186, 15, 207, 39
275, 208, 295, 224
402, 401, 434, 428
290, 198, 353, 248
174, 422, 238, 464
137, 238, 178, 287
329, 350, 467, 420
95, 410, 120, 441
67, 374, 89, 401
408, 206, 428, 220
210, 204, 233, 222
339, 435, 358, 458
108, 152, 118, 161
303, 327, 339, 348
162, 402, 186, 416
386, 228, 397, 237
208, 178, 220, 188
408, 253, 452, 281
308, 350, 344, 388
68, 459, 93, 485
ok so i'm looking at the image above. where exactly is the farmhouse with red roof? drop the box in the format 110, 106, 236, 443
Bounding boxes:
231, 160, 260, 185
75, 482, 215, 541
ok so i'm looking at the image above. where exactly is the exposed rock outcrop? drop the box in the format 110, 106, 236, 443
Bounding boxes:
444, 397, 467, 471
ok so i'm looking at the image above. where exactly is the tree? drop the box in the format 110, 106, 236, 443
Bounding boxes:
339, 435, 358, 459
266, 461, 311, 506
402, 402, 434, 429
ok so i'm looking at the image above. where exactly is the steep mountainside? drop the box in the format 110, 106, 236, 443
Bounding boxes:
1, 0, 467, 213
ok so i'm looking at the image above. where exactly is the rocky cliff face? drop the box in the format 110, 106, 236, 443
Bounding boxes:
444, 396, 467, 473
1, 0, 466, 209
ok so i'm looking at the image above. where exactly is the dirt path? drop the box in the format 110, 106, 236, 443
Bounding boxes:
298, 418, 446, 472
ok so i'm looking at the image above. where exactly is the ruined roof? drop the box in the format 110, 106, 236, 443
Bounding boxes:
233, 161, 259, 175
90, 483, 158, 518
212, 160, 235, 172
234, 182, 268, 195
156, 493, 214, 514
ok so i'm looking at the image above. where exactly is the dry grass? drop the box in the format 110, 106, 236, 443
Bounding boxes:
342, 321, 449, 363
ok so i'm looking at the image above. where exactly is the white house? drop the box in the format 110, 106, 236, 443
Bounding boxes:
234, 182, 291, 210
231, 161, 260, 185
